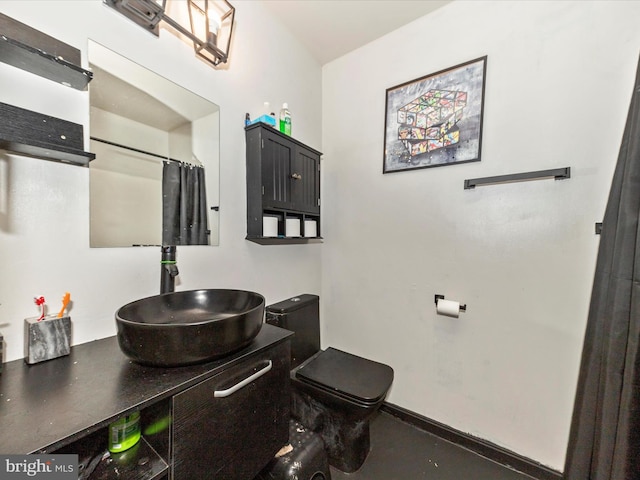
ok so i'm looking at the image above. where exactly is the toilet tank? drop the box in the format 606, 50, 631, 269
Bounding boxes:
265, 294, 320, 369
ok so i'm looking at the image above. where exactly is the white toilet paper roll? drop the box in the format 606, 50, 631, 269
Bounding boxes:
286, 218, 301, 237
436, 299, 461, 318
263, 216, 279, 237
303, 220, 317, 238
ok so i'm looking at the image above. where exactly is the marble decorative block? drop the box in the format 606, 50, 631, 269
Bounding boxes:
24, 315, 71, 364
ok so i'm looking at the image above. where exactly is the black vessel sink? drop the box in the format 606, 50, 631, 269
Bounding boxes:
116, 289, 265, 367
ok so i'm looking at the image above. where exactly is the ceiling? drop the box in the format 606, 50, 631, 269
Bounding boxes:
258, 0, 451, 65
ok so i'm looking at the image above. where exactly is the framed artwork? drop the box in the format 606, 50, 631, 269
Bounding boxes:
383, 56, 487, 173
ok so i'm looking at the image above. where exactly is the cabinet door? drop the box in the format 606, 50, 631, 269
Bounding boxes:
261, 129, 320, 215
291, 146, 320, 215
261, 129, 293, 210
171, 343, 290, 480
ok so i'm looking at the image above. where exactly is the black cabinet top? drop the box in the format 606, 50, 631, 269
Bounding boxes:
245, 122, 322, 156
0, 324, 292, 454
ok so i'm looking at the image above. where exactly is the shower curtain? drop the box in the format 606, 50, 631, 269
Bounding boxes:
564, 56, 640, 479
162, 161, 209, 246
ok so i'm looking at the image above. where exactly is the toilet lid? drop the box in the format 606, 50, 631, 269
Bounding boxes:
296, 348, 394, 404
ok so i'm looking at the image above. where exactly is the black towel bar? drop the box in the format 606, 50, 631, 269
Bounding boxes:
464, 167, 571, 189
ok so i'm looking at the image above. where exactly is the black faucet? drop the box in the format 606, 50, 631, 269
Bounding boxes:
160, 245, 179, 294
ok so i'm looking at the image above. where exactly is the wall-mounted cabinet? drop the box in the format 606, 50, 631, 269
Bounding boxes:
246, 123, 322, 245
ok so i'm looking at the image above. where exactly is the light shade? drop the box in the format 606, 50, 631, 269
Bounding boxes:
105, 0, 235, 67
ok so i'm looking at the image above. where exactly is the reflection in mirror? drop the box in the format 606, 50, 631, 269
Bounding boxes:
88, 40, 219, 247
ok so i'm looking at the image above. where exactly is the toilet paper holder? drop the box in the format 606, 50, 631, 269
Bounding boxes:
434, 294, 466, 312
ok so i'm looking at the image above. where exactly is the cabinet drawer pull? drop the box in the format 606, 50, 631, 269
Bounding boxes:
213, 361, 273, 398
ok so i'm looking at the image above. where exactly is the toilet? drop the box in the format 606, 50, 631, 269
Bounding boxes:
266, 294, 394, 473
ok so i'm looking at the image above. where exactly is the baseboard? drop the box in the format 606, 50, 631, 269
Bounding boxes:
381, 403, 563, 480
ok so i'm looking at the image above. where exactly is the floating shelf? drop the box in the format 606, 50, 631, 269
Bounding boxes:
0, 138, 95, 167
0, 12, 93, 90
464, 167, 570, 189
0, 102, 95, 167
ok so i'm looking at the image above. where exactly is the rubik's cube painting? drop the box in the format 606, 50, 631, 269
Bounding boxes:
397, 89, 467, 156
383, 57, 487, 173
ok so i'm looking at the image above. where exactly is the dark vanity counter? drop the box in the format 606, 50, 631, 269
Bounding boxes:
0, 323, 292, 454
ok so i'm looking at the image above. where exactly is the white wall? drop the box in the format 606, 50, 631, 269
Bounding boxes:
0, 1, 322, 360
321, 0, 640, 471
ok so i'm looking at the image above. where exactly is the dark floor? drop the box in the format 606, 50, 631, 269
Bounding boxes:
329, 412, 537, 480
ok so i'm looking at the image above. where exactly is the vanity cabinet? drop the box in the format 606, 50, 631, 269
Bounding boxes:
172, 342, 290, 479
0, 324, 292, 480
246, 123, 322, 245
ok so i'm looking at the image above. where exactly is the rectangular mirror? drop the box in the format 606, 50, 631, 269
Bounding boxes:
88, 40, 220, 247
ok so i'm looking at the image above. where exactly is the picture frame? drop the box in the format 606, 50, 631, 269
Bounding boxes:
383, 56, 487, 174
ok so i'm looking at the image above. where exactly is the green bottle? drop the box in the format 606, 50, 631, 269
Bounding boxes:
108, 411, 141, 453
279, 103, 291, 136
